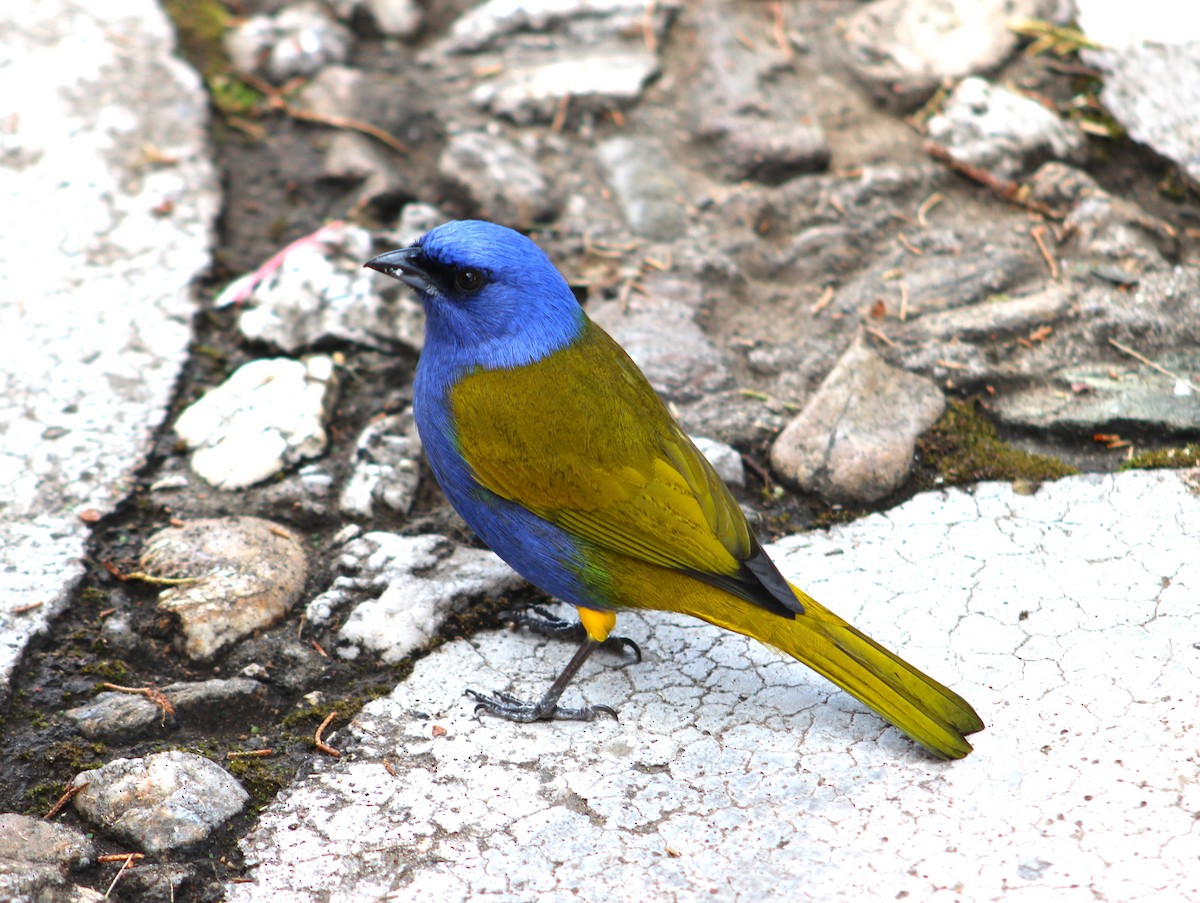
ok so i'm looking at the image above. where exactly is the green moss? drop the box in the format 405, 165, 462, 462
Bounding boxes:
44, 740, 107, 771
22, 782, 64, 816
161, 0, 262, 116
80, 586, 109, 606
917, 399, 1078, 486
226, 756, 293, 807
82, 659, 130, 683
1119, 444, 1200, 471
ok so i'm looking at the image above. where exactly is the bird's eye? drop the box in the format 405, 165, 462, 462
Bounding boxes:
454, 268, 486, 293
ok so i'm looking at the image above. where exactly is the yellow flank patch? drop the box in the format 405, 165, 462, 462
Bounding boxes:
576, 606, 617, 642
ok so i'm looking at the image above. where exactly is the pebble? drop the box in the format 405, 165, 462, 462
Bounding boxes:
0, 813, 96, 902
339, 408, 424, 518
305, 533, 524, 663
595, 136, 688, 241
65, 678, 264, 741
225, 1, 352, 82
927, 77, 1087, 178
142, 518, 310, 661
72, 751, 249, 854
471, 51, 660, 124
770, 336, 945, 502
174, 356, 339, 490
590, 276, 734, 403
842, 0, 1049, 110
438, 130, 562, 229
232, 222, 425, 354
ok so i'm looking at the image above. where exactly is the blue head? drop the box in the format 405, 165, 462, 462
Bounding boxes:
365, 220, 585, 371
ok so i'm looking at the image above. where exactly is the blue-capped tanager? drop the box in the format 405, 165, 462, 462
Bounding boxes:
365, 220, 984, 759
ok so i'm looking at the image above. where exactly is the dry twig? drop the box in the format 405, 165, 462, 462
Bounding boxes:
315, 711, 341, 757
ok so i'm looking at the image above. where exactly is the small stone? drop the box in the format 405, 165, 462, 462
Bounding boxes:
233, 222, 425, 355
993, 353, 1200, 435
843, 0, 1050, 110
595, 136, 688, 241
770, 335, 945, 502
64, 677, 263, 741
0, 813, 95, 903
440, 0, 678, 54
927, 77, 1087, 179
339, 408, 424, 518
361, 0, 423, 38
72, 751, 249, 854
1083, 38, 1200, 189
306, 533, 523, 663
472, 51, 659, 125
174, 356, 339, 490
590, 276, 734, 403
692, 436, 745, 488
143, 517, 309, 660
438, 130, 562, 229
225, 1, 352, 82
1028, 162, 1177, 269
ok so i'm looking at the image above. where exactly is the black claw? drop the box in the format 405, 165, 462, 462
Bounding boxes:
465, 687, 619, 723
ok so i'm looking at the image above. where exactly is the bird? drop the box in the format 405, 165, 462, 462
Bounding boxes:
365, 219, 984, 759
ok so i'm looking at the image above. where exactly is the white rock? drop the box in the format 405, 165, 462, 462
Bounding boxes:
472, 51, 660, 124
175, 357, 338, 490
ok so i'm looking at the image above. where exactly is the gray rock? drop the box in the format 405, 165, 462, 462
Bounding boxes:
842, 0, 1049, 110
143, 518, 309, 661
438, 130, 562, 229
227, 222, 425, 355
472, 51, 660, 124
1083, 38, 1200, 189
834, 247, 1038, 319
770, 336, 945, 502
66, 692, 174, 741
897, 285, 1076, 344
594, 136, 688, 241
0, 813, 96, 903
72, 751, 249, 854
306, 533, 523, 663
361, 0, 423, 38
440, 0, 678, 54
692, 0, 828, 183
174, 356, 339, 490
0, 0, 217, 702
675, 391, 789, 448
993, 352, 1200, 435
590, 276, 734, 403
339, 408, 424, 518
692, 436, 745, 488
65, 677, 263, 740
225, 1, 352, 82
699, 111, 830, 185
1028, 163, 1177, 272
927, 77, 1088, 178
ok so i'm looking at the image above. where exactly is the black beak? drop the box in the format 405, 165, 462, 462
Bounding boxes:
364, 247, 434, 294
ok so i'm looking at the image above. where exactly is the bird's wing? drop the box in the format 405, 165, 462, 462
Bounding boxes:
450, 321, 754, 579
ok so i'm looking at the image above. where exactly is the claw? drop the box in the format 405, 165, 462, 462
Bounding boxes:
465, 688, 619, 723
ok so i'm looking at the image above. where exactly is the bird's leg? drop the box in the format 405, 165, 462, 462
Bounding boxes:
499, 605, 641, 662
467, 636, 618, 722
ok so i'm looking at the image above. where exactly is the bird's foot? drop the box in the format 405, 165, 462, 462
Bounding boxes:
465, 689, 618, 723
499, 606, 642, 662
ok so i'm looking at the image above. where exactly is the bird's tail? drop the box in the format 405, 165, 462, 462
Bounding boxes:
688, 582, 984, 759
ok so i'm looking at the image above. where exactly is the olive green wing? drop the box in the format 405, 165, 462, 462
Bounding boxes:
449, 321, 753, 579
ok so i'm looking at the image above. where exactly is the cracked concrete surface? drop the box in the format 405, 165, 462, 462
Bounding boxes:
229, 470, 1200, 902
0, 0, 217, 696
